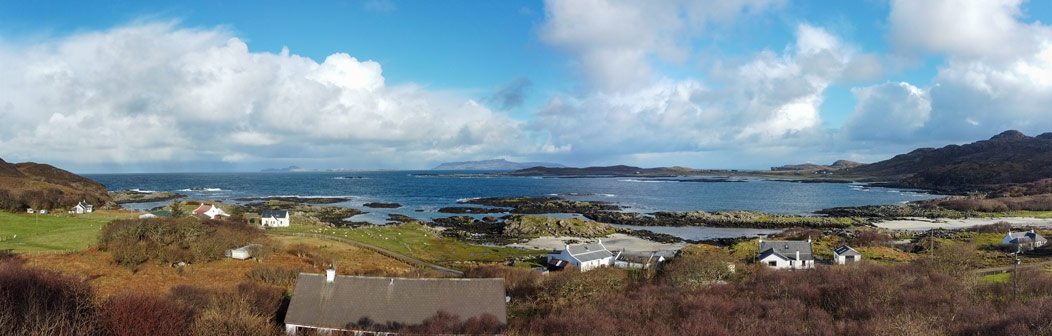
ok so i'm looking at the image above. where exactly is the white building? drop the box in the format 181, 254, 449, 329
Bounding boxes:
226, 244, 261, 260
833, 245, 861, 264
26, 208, 34, 214
546, 240, 614, 272
1003, 229, 1047, 250
69, 201, 93, 214
758, 239, 815, 270
192, 203, 228, 219
260, 210, 290, 227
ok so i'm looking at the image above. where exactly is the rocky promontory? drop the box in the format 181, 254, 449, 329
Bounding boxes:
110, 190, 186, 204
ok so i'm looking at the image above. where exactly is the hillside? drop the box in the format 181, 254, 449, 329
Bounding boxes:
432, 159, 566, 170
0, 157, 112, 211
842, 130, 1052, 192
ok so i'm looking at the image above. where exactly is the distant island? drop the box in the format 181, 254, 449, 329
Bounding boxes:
261, 166, 311, 172
432, 159, 566, 170
771, 160, 863, 172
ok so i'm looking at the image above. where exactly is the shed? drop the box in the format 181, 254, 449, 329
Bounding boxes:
225, 244, 261, 260
833, 245, 861, 264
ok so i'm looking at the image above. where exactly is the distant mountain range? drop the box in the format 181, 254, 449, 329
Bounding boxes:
432, 159, 567, 171
841, 130, 1052, 192
261, 166, 311, 172
0, 157, 112, 211
771, 160, 864, 172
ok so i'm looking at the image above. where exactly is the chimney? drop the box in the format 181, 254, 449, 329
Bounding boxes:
326, 264, 335, 283
796, 250, 800, 263
807, 236, 812, 243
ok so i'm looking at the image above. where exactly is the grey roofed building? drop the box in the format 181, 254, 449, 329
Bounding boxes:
284, 273, 507, 333
759, 240, 814, 261
565, 242, 613, 262
834, 245, 860, 256
261, 209, 289, 218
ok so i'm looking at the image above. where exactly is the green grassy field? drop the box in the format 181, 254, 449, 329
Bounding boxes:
0, 211, 138, 252
271, 222, 544, 263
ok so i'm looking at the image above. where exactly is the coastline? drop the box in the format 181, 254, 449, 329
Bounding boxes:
874, 216, 1052, 231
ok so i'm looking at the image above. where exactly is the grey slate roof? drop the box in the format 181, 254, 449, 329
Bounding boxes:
285, 274, 507, 331
834, 245, 860, 257
758, 240, 813, 261
1007, 231, 1047, 244
565, 242, 613, 262
261, 209, 289, 219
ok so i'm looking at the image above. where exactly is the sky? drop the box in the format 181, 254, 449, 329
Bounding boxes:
1, 0, 1052, 173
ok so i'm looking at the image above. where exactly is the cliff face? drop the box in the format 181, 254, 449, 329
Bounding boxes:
843, 130, 1052, 191
0, 158, 112, 211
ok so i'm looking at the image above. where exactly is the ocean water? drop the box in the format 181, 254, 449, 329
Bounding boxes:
86, 171, 937, 238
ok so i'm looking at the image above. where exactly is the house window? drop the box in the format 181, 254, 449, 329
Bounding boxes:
768, 261, 777, 266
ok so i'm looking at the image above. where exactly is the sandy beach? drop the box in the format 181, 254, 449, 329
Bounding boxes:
875, 217, 1052, 231
507, 233, 686, 254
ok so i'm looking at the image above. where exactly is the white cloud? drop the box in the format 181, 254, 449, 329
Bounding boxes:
539, 0, 782, 93
0, 23, 539, 167
534, 24, 851, 158
843, 82, 931, 142
865, 0, 1052, 143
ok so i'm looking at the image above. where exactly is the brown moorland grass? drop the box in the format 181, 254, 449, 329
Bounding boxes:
21, 235, 414, 297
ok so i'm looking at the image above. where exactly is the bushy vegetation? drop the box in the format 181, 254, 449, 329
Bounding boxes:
935, 194, 1052, 212
0, 260, 101, 335
97, 217, 264, 269
246, 266, 302, 287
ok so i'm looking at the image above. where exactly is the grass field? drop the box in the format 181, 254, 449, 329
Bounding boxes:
271, 222, 544, 264
0, 210, 140, 252
20, 234, 415, 297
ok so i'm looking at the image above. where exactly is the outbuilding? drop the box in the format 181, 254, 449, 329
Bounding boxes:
225, 244, 261, 260
833, 245, 862, 264
260, 210, 290, 227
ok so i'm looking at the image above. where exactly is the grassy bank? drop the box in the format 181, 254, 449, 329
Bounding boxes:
0, 210, 139, 252
270, 222, 544, 264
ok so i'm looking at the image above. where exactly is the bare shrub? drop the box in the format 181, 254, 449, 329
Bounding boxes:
246, 266, 302, 287
102, 293, 192, 336
0, 261, 101, 335
849, 229, 894, 247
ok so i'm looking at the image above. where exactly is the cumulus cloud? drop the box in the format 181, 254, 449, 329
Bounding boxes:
853, 0, 1052, 143
0, 23, 539, 167
539, 0, 783, 93
533, 24, 851, 158
843, 82, 931, 142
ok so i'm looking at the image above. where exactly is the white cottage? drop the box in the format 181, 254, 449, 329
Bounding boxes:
1003, 229, 1047, 250
192, 203, 228, 219
547, 240, 614, 272
26, 208, 34, 214
833, 245, 861, 264
758, 239, 815, 270
69, 201, 93, 214
260, 210, 290, 227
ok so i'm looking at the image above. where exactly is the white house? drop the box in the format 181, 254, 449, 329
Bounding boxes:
26, 208, 34, 214
192, 203, 228, 219
39, 209, 49, 214
758, 239, 815, 270
833, 245, 862, 264
1003, 229, 1047, 250
69, 201, 93, 214
260, 210, 290, 227
226, 244, 262, 260
613, 250, 666, 270
547, 240, 614, 272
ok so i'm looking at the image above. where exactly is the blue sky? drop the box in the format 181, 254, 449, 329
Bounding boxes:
2, 0, 1052, 173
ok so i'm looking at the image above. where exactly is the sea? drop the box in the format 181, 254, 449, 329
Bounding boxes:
85, 171, 938, 240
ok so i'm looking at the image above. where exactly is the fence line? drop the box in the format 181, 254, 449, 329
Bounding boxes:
269, 231, 464, 276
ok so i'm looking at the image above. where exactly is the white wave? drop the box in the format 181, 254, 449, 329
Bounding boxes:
600, 193, 616, 197
179, 187, 224, 192
129, 188, 156, 193
619, 179, 674, 183
456, 197, 481, 203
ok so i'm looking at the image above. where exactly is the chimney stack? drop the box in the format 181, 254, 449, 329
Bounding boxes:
326, 264, 335, 283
